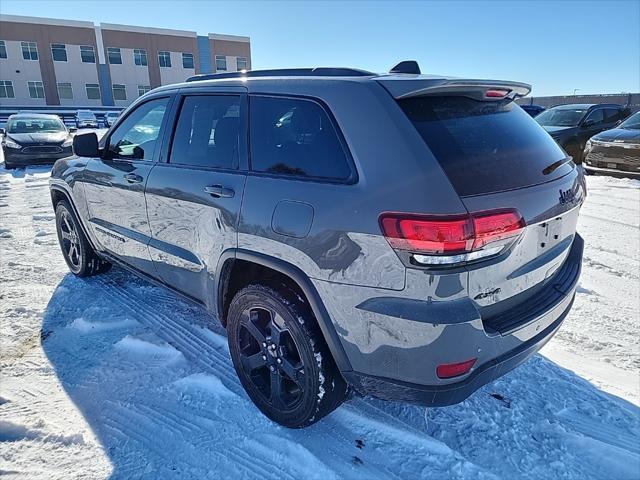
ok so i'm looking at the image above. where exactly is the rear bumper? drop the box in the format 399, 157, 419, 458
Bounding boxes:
330, 234, 583, 406
344, 295, 573, 406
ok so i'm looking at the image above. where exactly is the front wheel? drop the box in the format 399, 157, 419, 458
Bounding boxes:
227, 284, 347, 428
55, 200, 111, 277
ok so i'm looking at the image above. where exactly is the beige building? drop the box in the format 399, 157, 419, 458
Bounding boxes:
0, 14, 251, 108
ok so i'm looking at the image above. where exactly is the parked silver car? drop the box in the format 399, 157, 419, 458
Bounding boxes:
104, 111, 121, 127
75, 110, 98, 128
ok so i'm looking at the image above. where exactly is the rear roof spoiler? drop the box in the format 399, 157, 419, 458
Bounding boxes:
376, 78, 532, 101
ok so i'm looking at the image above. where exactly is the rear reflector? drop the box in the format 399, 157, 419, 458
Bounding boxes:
379, 209, 525, 257
436, 358, 477, 379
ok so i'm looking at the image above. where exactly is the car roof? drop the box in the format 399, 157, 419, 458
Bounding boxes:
551, 103, 623, 110
151, 71, 531, 100
8, 113, 62, 120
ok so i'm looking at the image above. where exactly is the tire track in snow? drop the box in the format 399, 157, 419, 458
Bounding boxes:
95, 275, 241, 388
580, 213, 639, 228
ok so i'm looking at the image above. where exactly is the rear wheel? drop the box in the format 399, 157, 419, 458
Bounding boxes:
55, 200, 111, 277
227, 284, 347, 428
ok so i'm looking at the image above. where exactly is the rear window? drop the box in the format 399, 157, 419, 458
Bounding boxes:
398, 96, 572, 196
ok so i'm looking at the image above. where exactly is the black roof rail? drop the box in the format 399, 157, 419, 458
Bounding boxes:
185, 67, 375, 82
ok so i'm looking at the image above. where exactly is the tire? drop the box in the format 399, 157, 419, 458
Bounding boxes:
227, 284, 347, 428
55, 199, 111, 277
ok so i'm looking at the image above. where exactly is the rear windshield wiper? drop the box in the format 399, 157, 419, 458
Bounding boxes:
542, 157, 573, 175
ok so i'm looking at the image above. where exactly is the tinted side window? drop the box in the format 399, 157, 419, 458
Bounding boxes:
585, 109, 605, 125
108, 98, 168, 161
169, 95, 240, 169
603, 108, 621, 123
250, 96, 352, 181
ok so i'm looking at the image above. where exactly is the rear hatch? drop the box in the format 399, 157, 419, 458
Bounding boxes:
379, 76, 585, 333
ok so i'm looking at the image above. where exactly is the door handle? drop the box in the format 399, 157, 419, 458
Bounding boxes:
204, 185, 235, 198
124, 173, 143, 184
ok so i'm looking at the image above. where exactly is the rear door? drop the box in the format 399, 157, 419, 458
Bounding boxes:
396, 92, 585, 328
83, 94, 173, 275
144, 87, 247, 305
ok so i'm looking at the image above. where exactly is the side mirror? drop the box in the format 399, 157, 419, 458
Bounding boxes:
68, 127, 77, 133
73, 132, 99, 157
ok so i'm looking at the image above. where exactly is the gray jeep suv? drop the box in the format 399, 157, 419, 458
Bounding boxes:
50, 62, 585, 428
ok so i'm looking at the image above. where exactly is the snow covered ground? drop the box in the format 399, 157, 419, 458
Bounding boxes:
0, 155, 638, 479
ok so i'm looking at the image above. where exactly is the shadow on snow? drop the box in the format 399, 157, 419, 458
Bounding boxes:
41, 269, 640, 480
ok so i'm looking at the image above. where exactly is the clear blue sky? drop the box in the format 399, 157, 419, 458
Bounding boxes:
2, 0, 639, 96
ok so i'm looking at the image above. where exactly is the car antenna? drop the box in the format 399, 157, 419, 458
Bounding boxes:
389, 60, 421, 74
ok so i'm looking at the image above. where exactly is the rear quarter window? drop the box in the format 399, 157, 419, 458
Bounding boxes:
249, 95, 353, 182
398, 96, 572, 196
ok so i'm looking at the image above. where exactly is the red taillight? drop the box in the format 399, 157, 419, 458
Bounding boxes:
380, 214, 473, 254
436, 358, 477, 379
379, 209, 525, 257
485, 89, 510, 98
471, 210, 526, 250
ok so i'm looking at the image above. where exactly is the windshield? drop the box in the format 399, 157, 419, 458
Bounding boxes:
7, 117, 66, 134
619, 112, 640, 130
535, 107, 588, 127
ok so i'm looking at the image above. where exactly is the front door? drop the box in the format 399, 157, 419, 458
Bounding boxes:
83, 96, 172, 275
145, 91, 247, 305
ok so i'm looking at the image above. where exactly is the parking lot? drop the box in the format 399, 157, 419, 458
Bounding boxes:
0, 146, 638, 479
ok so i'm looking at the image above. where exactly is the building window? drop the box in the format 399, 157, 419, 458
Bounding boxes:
237, 57, 247, 70
28, 81, 45, 99
134, 49, 148, 66
0, 41, 7, 59
158, 51, 171, 68
215, 55, 227, 71
51, 43, 67, 62
86, 83, 101, 100
112, 84, 127, 101
107, 47, 122, 64
80, 45, 96, 63
0, 80, 15, 98
21, 41, 38, 61
182, 52, 194, 69
57, 82, 73, 99
137, 85, 151, 97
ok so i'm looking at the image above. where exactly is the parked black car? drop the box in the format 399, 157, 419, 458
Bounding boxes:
520, 104, 545, 117
536, 103, 630, 163
1, 113, 75, 169
584, 111, 640, 178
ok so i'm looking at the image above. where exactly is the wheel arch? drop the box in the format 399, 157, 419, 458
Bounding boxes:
215, 249, 352, 373
50, 184, 99, 252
